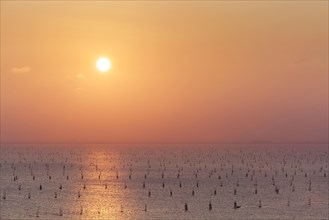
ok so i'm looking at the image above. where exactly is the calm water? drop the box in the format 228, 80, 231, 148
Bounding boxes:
0, 144, 328, 220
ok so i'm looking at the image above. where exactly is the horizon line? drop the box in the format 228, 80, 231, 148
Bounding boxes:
1, 141, 328, 145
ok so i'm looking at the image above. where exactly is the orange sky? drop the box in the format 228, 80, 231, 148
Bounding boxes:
1, 1, 328, 144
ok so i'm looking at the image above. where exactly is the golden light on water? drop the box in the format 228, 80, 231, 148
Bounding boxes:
78, 149, 136, 219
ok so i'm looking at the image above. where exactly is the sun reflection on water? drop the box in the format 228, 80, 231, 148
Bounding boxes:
77, 148, 135, 220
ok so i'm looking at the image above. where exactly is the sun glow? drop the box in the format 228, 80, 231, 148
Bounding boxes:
96, 57, 111, 72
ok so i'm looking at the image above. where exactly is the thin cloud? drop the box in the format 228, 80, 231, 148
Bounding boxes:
75, 87, 84, 91
11, 66, 31, 73
294, 58, 307, 64
76, 74, 86, 79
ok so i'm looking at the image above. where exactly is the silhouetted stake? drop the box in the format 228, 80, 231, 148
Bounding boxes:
18, 185, 21, 191
214, 189, 217, 195
3, 192, 6, 200
83, 183, 86, 189
59, 184, 62, 190
234, 189, 237, 195
308, 198, 311, 206
287, 198, 290, 207
258, 199, 262, 208
148, 190, 151, 197
275, 187, 279, 194
170, 189, 173, 196
209, 202, 212, 210
144, 204, 147, 212
179, 182, 182, 188
234, 201, 241, 209
192, 190, 195, 196
255, 188, 258, 194
39, 185, 42, 190
185, 203, 188, 211
28, 192, 31, 199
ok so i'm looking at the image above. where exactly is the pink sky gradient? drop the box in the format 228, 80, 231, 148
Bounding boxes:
1, 1, 328, 144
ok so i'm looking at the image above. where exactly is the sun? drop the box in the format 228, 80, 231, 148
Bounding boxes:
96, 57, 111, 72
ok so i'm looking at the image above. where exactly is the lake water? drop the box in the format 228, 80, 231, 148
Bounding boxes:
0, 144, 328, 219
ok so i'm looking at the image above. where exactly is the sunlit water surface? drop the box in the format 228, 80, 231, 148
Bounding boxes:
1, 144, 328, 220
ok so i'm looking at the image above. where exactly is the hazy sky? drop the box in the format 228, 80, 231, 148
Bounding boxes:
1, 1, 328, 144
